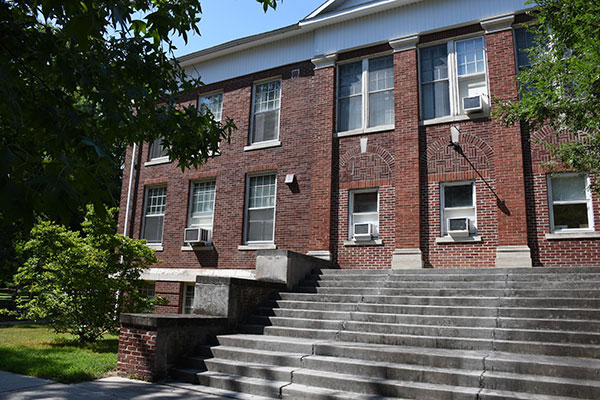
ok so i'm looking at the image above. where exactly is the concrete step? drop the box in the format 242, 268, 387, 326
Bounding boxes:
270, 300, 600, 320
166, 381, 276, 400
478, 388, 583, 400
296, 286, 600, 298
214, 334, 316, 354
203, 358, 295, 382
301, 354, 481, 387
291, 368, 479, 400
278, 292, 600, 308
253, 309, 600, 331
315, 266, 600, 275
484, 369, 600, 399
281, 383, 406, 400
202, 346, 305, 368
195, 371, 286, 398
312, 272, 600, 282
305, 279, 600, 290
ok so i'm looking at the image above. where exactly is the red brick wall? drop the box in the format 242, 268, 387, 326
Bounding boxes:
154, 281, 184, 314
118, 62, 317, 270
422, 119, 499, 268
117, 326, 157, 380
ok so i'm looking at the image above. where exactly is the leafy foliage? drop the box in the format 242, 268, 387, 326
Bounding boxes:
14, 206, 161, 343
494, 0, 600, 180
0, 0, 276, 228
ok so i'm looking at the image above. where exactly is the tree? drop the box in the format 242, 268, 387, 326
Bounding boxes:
14, 206, 161, 343
494, 0, 600, 183
0, 0, 280, 285
0, 0, 279, 228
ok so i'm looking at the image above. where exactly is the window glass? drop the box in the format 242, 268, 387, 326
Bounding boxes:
246, 174, 276, 242
444, 184, 473, 208
368, 55, 394, 127
353, 192, 378, 213
549, 174, 592, 231
420, 44, 450, 120
149, 138, 168, 160
515, 27, 536, 68
183, 285, 195, 314
456, 37, 485, 76
199, 93, 223, 121
338, 61, 363, 132
189, 181, 216, 229
252, 80, 281, 144
142, 186, 166, 243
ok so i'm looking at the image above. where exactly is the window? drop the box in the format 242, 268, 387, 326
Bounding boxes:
199, 92, 223, 122
149, 138, 168, 161
420, 37, 488, 120
251, 80, 281, 144
137, 282, 155, 300
142, 186, 167, 244
548, 174, 593, 232
441, 181, 477, 236
338, 55, 394, 133
245, 174, 277, 243
349, 190, 379, 240
188, 181, 216, 241
514, 26, 536, 69
183, 284, 195, 314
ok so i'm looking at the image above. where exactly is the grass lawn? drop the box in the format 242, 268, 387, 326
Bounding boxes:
0, 324, 119, 383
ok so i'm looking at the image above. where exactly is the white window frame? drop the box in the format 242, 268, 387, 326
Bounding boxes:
183, 284, 195, 314
249, 78, 282, 146
141, 185, 167, 247
336, 54, 395, 136
419, 35, 489, 123
187, 180, 216, 243
348, 189, 380, 240
440, 181, 477, 237
244, 173, 277, 245
199, 91, 224, 122
547, 173, 594, 233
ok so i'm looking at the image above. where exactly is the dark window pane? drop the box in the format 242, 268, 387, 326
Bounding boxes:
444, 184, 473, 208
143, 215, 164, 243
353, 192, 377, 213
553, 204, 589, 229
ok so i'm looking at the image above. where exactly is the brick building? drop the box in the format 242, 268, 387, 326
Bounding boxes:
118, 0, 600, 313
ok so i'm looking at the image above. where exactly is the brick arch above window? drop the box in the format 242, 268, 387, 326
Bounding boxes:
530, 126, 581, 165
340, 145, 394, 183
426, 133, 492, 175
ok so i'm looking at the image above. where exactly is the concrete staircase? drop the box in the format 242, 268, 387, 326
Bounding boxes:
172, 267, 600, 399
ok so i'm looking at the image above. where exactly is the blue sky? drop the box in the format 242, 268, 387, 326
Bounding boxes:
170, 0, 326, 57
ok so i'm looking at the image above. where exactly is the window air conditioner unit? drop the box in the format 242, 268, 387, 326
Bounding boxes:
353, 223, 373, 240
463, 95, 483, 113
447, 218, 470, 238
184, 228, 210, 245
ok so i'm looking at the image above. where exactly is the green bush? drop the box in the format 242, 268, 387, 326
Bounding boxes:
14, 206, 161, 343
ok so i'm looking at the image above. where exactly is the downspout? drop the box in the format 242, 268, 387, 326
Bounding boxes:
123, 143, 137, 237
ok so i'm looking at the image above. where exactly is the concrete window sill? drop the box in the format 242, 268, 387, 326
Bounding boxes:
335, 125, 394, 138
144, 157, 171, 167
545, 232, 600, 240
238, 244, 277, 251
436, 235, 483, 244
420, 112, 489, 126
146, 244, 164, 252
244, 140, 281, 152
343, 239, 383, 247
181, 245, 215, 252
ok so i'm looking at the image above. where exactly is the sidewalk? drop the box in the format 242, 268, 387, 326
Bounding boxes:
0, 371, 266, 399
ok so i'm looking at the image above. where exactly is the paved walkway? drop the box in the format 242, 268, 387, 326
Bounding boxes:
0, 371, 266, 399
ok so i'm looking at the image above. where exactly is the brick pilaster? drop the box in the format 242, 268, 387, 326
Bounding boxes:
485, 24, 532, 267
308, 55, 337, 261
390, 36, 423, 269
